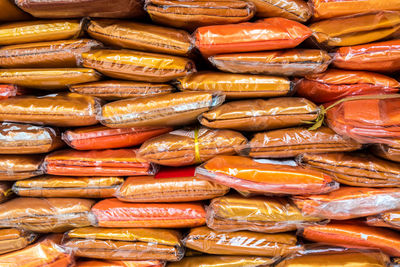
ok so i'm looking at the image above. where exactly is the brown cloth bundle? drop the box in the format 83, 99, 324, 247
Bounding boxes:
0, 39, 102, 68
185, 226, 302, 256
249, 0, 310, 21
168, 256, 276, 267
367, 210, 400, 230
87, 19, 192, 56
299, 152, 400, 187
64, 227, 184, 261
0, 197, 94, 233
244, 127, 361, 158
138, 127, 246, 166
0, 93, 100, 127
13, 176, 124, 198
101, 92, 224, 128
200, 98, 319, 131
145, 0, 255, 31
0, 155, 43, 181
0, 122, 64, 154
207, 195, 323, 233
0, 229, 37, 255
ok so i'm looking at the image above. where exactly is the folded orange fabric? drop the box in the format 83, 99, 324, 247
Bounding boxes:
0, 182, 12, 203
0, 155, 44, 181
372, 142, 400, 162
196, 156, 338, 195
302, 222, 400, 257
293, 187, 400, 220
0, 228, 37, 255
44, 149, 155, 176
168, 256, 276, 267
76, 260, 165, 267
0, 84, 19, 100
92, 198, 206, 228
63, 125, 172, 150
0, 0, 31, 21
367, 210, 400, 231
249, 0, 311, 22
194, 18, 311, 56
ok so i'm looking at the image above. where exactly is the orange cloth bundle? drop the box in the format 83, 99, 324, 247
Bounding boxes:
293, 187, 400, 220
249, 0, 310, 22
0, 0, 31, 22
168, 256, 276, 267
0, 84, 19, 100
92, 198, 206, 228
296, 69, 400, 103
210, 49, 331, 76
333, 40, 400, 72
44, 149, 155, 176
194, 18, 312, 56
196, 156, 338, 195
0, 155, 43, 181
302, 222, 400, 257
76, 260, 165, 267
372, 142, 400, 162
367, 210, 400, 230
0, 228, 37, 255
63, 125, 172, 150
116, 167, 229, 202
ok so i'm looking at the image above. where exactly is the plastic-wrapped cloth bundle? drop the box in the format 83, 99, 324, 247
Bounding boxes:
168, 256, 276, 267
196, 156, 338, 195
207, 194, 324, 233
0, 84, 21, 100
76, 260, 165, 267
0, 182, 12, 203
92, 198, 206, 228
0, 155, 44, 180
0, 0, 31, 21
116, 166, 229, 202
367, 210, 400, 230
13, 176, 124, 198
292, 187, 400, 220
0, 197, 94, 233
0, 228, 37, 255
247, 0, 310, 22
145, 0, 255, 31
138, 127, 246, 166
372, 142, 400, 162
64, 227, 184, 261
43, 149, 156, 176
0, 123, 64, 154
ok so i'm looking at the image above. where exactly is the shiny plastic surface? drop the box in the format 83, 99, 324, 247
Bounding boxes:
367, 210, 400, 230
0, 0, 31, 21
196, 156, 338, 195
138, 127, 246, 166
100, 92, 225, 128
200, 97, 319, 131
76, 260, 165, 267
0, 155, 43, 180
0, 228, 37, 255
372, 143, 400, 162
249, 0, 310, 22
168, 256, 275, 267
44, 149, 155, 176
92, 198, 206, 228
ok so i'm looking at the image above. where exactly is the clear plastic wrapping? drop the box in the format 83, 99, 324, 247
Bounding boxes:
292, 187, 400, 220
91, 198, 206, 228
0, 182, 12, 203
249, 0, 310, 22
100, 92, 225, 128
0, 84, 19, 100
64, 227, 183, 262
0, 197, 94, 233
63, 125, 172, 150
116, 166, 229, 202
372, 143, 400, 162
76, 260, 166, 267
0, 228, 37, 255
168, 256, 276, 267
0, 155, 44, 181
138, 127, 246, 166
367, 210, 400, 230
199, 97, 319, 131
43, 149, 156, 177
13, 176, 124, 198
196, 156, 339, 195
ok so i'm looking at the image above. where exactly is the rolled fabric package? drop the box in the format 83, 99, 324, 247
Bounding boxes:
0, 20, 82, 45
196, 156, 338, 195
0, 68, 101, 90
0, 197, 94, 233
176, 72, 293, 99
168, 256, 276, 267
367, 210, 400, 230
145, 0, 255, 31
209, 49, 331, 76
0, 122, 64, 154
87, 19, 192, 56
194, 18, 312, 56
0, 39, 103, 68
332, 40, 400, 72
301, 222, 400, 257
292, 187, 400, 220
0, 234, 73, 267
372, 143, 400, 162
309, 11, 400, 48
0, 84, 20, 100
295, 69, 400, 103
44, 149, 156, 177
92, 198, 206, 228
100, 92, 225, 128
0, 93, 100, 127
81, 49, 195, 83
0, 228, 37, 255
0, 0, 31, 21
70, 81, 174, 100
298, 152, 400, 187
116, 166, 229, 202
185, 226, 302, 256
138, 127, 247, 166
0, 155, 43, 181
207, 194, 324, 233
248, 0, 310, 22
13, 176, 124, 198
64, 227, 184, 261
63, 125, 172, 150
15, 0, 144, 18
200, 97, 319, 131
0, 182, 12, 203
76, 260, 165, 267
243, 127, 361, 158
